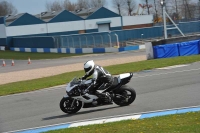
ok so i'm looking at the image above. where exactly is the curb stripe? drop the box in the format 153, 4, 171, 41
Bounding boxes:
16, 124, 70, 133
9, 106, 200, 133
10, 45, 145, 54
139, 110, 177, 119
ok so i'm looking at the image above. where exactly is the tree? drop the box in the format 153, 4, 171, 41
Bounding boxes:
184, 0, 192, 18
124, 0, 136, 16
144, 0, 150, 14
89, 0, 106, 8
112, 0, 125, 15
167, 0, 193, 19
45, 0, 63, 12
0, 1, 18, 16
63, 0, 77, 11
77, 0, 89, 9
174, 0, 178, 15
153, 0, 159, 21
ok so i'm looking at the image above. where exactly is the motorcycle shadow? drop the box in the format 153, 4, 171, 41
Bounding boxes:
42, 105, 123, 121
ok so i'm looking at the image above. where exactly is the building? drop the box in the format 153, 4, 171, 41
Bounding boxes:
0, 7, 154, 48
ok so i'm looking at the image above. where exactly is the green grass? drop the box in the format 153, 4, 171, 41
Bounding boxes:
0, 50, 90, 60
1, 55, 200, 96
45, 111, 200, 133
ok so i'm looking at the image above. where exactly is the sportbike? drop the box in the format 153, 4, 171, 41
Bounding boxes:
60, 73, 136, 114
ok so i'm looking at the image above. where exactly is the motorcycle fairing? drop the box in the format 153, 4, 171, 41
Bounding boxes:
119, 73, 133, 85
64, 94, 98, 103
66, 83, 77, 92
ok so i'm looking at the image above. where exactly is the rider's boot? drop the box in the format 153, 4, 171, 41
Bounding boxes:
105, 92, 113, 104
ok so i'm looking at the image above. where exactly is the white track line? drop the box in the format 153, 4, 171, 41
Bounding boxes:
0, 85, 66, 98
1, 68, 200, 98
156, 64, 189, 70
4, 105, 200, 133
133, 68, 200, 78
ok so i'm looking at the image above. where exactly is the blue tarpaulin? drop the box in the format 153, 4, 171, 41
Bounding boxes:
153, 43, 179, 59
178, 40, 199, 56
199, 40, 200, 54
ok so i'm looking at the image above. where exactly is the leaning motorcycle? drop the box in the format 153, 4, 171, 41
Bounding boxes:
60, 73, 136, 114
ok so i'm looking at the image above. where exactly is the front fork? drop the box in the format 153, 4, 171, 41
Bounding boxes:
64, 94, 84, 108
71, 99, 76, 107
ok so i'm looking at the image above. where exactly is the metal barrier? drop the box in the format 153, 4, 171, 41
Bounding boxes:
11, 21, 200, 49
56, 32, 120, 48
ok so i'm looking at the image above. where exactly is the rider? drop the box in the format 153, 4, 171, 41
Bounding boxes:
81, 60, 113, 102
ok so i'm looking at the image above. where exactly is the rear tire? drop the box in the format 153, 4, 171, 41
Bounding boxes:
60, 97, 82, 114
113, 86, 136, 106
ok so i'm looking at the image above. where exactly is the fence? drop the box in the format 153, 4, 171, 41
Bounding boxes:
54, 32, 120, 49
12, 20, 200, 48
54, 20, 200, 48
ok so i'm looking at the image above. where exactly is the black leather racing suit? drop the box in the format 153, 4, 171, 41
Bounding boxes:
82, 65, 113, 94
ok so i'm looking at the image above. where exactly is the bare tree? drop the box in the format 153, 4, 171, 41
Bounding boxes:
112, 0, 125, 15
63, 0, 77, 11
179, 0, 192, 19
0, 1, 17, 16
153, 0, 159, 21
143, 0, 151, 14
45, 0, 63, 12
184, 0, 192, 18
174, 0, 178, 15
77, 0, 89, 9
150, 0, 164, 22
89, 0, 106, 8
188, 3, 197, 18
124, 0, 136, 16
166, 0, 188, 20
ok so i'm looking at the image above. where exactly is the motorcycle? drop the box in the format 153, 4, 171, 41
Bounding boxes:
60, 73, 136, 114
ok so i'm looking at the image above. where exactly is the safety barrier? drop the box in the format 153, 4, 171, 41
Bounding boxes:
178, 40, 199, 56
152, 40, 200, 59
10, 45, 145, 54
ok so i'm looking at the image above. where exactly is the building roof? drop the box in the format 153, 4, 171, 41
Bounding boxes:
75, 7, 99, 16
48, 10, 83, 23
5, 13, 25, 26
35, 8, 99, 20
35, 10, 63, 22
86, 7, 120, 20
2, 7, 117, 25
7, 13, 45, 26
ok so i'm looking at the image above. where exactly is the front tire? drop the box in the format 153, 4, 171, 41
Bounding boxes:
113, 86, 136, 106
60, 97, 82, 114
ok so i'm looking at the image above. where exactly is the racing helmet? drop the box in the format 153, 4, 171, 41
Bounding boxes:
84, 60, 95, 75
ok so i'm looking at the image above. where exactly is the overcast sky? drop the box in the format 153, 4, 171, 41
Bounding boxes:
1, 0, 111, 14
1, 0, 141, 15
1, 0, 199, 15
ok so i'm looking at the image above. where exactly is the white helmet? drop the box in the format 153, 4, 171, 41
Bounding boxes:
84, 60, 95, 75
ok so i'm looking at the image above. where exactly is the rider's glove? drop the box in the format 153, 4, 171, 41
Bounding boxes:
81, 75, 86, 80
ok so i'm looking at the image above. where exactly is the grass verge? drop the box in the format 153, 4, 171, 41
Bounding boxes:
0, 50, 91, 60
45, 111, 200, 133
1, 55, 200, 96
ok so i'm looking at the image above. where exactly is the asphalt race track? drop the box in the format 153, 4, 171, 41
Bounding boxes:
1, 61, 200, 132
0, 50, 145, 73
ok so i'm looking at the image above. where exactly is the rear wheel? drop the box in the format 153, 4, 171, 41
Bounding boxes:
113, 86, 136, 106
60, 97, 82, 114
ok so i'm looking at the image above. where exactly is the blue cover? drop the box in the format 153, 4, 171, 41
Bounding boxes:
153, 43, 179, 59
178, 40, 199, 56
199, 40, 200, 54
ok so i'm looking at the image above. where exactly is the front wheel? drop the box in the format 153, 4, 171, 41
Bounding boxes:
113, 86, 136, 106
60, 97, 82, 114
